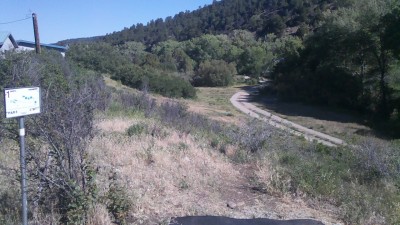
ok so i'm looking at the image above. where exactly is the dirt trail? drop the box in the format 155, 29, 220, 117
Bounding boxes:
230, 91, 345, 147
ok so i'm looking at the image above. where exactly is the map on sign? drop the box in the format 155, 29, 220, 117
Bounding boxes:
4, 87, 41, 118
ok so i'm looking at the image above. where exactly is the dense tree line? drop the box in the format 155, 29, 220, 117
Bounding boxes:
62, 0, 344, 99
273, 0, 400, 126
67, 31, 299, 95
67, 42, 196, 98
99, 0, 342, 45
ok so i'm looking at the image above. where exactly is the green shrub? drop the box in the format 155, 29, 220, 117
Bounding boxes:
126, 123, 148, 137
266, 138, 400, 224
246, 78, 258, 85
106, 173, 133, 225
193, 60, 236, 87
0, 51, 107, 224
146, 70, 196, 98
210, 137, 220, 148
178, 179, 190, 190
0, 191, 20, 224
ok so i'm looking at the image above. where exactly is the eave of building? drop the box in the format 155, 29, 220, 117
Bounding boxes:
0, 32, 18, 48
17, 40, 67, 52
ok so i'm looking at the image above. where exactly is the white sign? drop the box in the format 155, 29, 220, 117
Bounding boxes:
4, 87, 41, 118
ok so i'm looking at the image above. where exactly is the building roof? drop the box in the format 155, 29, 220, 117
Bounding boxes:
17, 40, 67, 52
0, 31, 18, 48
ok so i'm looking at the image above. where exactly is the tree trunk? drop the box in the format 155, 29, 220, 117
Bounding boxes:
377, 47, 390, 119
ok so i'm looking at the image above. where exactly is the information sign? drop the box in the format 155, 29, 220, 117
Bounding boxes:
4, 87, 41, 118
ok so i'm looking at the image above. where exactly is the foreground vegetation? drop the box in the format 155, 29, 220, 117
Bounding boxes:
0, 52, 399, 224
0, 51, 109, 224
0, 0, 399, 224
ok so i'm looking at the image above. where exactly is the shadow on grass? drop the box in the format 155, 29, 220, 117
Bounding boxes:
238, 86, 398, 139
239, 86, 364, 123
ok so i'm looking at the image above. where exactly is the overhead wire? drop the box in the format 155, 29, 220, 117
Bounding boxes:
0, 16, 31, 25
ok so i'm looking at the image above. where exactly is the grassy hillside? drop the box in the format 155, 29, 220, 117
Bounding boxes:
63, 83, 400, 224
1, 0, 399, 224
1, 58, 399, 223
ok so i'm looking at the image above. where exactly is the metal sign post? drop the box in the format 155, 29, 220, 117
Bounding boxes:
3, 87, 41, 225
18, 117, 27, 225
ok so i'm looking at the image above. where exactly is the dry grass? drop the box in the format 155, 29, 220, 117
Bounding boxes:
105, 77, 246, 125
0, 82, 347, 224
0, 139, 19, 195
87, 117, 342, 224
87, 204, 113, 225
90, 117, 241, 223
184, 86, 247, 124
104, 77, 140, 94
0, 140, 19, 209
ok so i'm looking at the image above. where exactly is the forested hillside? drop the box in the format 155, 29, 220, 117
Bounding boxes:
59, 0, 343, 46
65, 0, 400, 132
101, 0, 341, 45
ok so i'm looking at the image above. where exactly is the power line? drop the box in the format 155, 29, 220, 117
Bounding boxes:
0, 16, 31, 25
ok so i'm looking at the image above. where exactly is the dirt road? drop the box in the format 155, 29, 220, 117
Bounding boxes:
230, 91, 345, 147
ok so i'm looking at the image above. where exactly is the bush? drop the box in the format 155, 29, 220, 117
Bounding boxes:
126, 123, 148, 136
0, 51, 108, 224
227, 119, 275, 153
146, 70, 196, 98
0, 191, 20, 224
113, 65, 196, 99
106, 173, 133, 225
160, 101, 188, 125
69, 42, 197, 99
262, 137, 400, 224
193, 60, 236, 87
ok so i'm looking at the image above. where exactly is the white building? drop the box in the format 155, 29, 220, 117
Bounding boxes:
0, 31, 67, 56
17, 40, 67, 57
0, 32, 18, 52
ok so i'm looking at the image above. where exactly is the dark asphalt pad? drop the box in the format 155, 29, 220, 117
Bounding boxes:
169, 216, 324, 225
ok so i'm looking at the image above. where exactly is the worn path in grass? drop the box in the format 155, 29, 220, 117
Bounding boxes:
230, 91, 345, 147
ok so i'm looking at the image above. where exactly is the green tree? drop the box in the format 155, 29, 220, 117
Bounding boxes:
334, 0, 400, 118
152, 40, 194, 73
382, 6, 400, 57
67, 42, 129, 74
194, 59, 236, 87
118, 41, 147, 65
273, 0, 400, 118
238, 44, 273, 78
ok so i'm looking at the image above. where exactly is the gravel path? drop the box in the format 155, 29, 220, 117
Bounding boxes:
230, 91, 345, 147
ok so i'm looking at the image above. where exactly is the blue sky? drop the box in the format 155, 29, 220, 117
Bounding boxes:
0, 0, 213, 44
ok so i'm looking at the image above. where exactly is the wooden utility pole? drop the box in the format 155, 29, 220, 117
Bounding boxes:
32, 13, 41, 54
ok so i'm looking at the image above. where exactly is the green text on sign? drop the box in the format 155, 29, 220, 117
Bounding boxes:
4, 87, 41, 118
